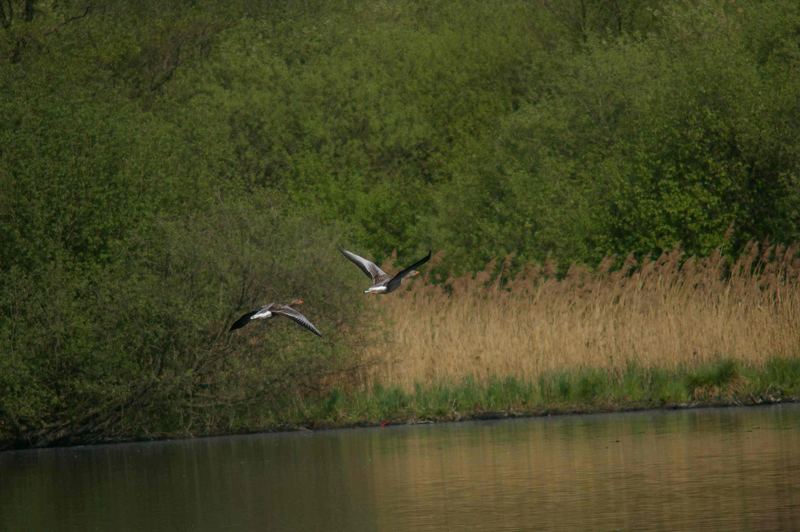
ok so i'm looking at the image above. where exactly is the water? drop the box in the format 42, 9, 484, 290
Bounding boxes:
2, 405, 799, 531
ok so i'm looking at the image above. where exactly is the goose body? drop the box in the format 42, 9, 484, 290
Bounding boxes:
340, 248, 431, 294
229, 299, 322, 337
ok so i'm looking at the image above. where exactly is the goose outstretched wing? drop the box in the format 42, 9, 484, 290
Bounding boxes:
339, 248, 389, 283
386, 251, 432, 292
272, 306, 323, 337
230, 309, 259, 331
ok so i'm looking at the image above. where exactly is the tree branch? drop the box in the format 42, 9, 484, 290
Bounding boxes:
43, 3, 91, 37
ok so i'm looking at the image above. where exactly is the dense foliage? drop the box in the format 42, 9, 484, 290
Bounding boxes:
2, 0, 799, 446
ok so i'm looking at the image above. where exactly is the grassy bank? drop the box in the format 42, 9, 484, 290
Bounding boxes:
278, 357, 800, 429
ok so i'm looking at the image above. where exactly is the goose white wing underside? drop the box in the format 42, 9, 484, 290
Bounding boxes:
339, 248, 388, 283
272, 306, 323, 337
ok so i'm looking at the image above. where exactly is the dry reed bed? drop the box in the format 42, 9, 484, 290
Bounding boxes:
363, 243, 800, 390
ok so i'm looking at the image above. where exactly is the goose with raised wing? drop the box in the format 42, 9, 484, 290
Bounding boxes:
229, 298, 322, 336
340, 248, 431, 294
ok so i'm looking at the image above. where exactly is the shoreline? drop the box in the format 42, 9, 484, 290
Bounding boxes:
3, 356, 798, 451
2, 394, 796, 453
296, 395, 797, 432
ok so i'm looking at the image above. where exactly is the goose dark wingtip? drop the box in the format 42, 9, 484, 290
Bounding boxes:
229, 310, 257, 332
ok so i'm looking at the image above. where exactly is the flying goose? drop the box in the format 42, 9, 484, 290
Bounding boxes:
229, 299, 322, 336
340, 248, 431, 294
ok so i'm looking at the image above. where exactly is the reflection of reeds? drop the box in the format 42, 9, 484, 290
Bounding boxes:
361, 243, 800, 390
361, 406, 800, 531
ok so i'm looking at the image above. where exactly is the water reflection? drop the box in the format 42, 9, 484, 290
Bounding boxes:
2, 405, 799, 531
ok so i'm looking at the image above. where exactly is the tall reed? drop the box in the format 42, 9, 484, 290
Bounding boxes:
360, 243, 800, 390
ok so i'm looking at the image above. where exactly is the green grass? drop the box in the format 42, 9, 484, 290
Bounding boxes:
5, 357, 798, 448
276, 357, 800, 430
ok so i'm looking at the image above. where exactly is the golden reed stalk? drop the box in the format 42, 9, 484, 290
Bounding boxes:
361, 242, 800, 390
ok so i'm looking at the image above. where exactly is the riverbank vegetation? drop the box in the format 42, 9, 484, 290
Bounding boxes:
2, 0, 800, 448
282, 242, 800, 429
284, 357, 800, 430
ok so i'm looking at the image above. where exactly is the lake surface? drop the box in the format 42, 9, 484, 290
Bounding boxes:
2, 404, 799, 531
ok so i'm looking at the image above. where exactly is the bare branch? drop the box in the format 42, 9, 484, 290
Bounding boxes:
43, 3, 91, 37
